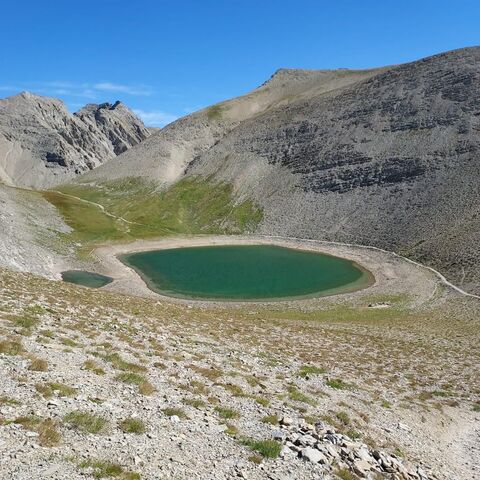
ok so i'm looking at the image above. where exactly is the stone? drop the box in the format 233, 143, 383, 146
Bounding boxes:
280, 415, 293, 426
300, 447, 326, 464
353, 460, 373, 477
272, 430, 285, 441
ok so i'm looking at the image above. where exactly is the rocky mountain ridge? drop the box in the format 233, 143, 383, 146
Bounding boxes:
0, 92, 149, 188
82, 46, 480, 293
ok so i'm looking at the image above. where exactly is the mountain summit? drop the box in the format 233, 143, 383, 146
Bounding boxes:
0, 92, 149, 188
78, 47, 480, 293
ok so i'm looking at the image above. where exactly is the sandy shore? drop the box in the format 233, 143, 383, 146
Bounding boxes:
89, 235, 442, 307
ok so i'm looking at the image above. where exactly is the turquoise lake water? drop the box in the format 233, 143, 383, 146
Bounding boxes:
120, 245, 370, 300
61, 270, 113, 288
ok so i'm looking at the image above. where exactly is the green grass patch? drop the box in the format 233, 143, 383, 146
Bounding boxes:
0, 338, 24, 355
45, 177, 262, 248
103, 353, 146, 373
78, 459, 140, 479
119, 417, 146, 434
326, 378, 352, 390
64, 410, 109, 434
298, 365, 327, 378
241, 438, 282, 459
261, 415, 279, 425
162, 407, 187, 419
214, 406, 240, 419
206, 104, 225, 120
287, 385, 317, 405
115, 372, 146, 385
12, 415, 43, 430
84, 359, 106, 375
0, 395, 21, 406
35, 382, 77, 398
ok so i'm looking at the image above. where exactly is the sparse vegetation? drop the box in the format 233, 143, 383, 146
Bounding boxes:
78, 459, 140, 479
119, 417, 146, 434
28, 356, 48, 371
335, 467, 357, 480
38, 419, 61, 446
326, 378, 351, 390
84, 359, 106, 375
0, 338, 24, 355
115, 372, 146, 385
298, 365, 327, 378
241, 438, 282, 459
261, 414, 279, 425
287, 385, 317, 405
215, 406, 240, 419
103, 353, 146, 373
162, 407, 187, 419
64, 411, 109, 434
35, 382, 77, 398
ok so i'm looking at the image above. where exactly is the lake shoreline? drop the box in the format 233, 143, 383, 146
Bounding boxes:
118, 245, 375, 302
89, 235, 441, 307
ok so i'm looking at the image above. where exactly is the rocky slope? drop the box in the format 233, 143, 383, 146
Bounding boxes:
81, 47, 480, 294
0, 268, 479, 480
0, 184, 71, 277
0, 93, 149, 188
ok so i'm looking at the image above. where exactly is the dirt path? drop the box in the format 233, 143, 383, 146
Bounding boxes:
51, 190, 140, 226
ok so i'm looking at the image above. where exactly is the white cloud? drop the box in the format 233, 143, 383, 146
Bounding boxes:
133, 109, 178, 127
93, 82, 154, 96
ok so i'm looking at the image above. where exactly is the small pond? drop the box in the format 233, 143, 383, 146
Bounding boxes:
61, 270, 113, 288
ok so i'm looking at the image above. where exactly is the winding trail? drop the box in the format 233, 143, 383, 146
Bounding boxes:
263, 235, 480, 300
51, 190, 140, 225
48, 189, 480, 302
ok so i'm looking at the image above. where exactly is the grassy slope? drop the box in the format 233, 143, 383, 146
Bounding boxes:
42, 177, 263, 247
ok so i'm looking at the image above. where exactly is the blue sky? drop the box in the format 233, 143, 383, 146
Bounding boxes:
0, 0, 478, 126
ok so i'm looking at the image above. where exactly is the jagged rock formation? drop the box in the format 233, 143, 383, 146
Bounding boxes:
0, 93, 149, 188
84, 47, 480, 293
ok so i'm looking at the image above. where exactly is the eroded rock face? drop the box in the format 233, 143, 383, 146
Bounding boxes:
0, 93, 149, 188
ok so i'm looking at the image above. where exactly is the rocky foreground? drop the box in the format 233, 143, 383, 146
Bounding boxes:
0, 267, 479, 479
